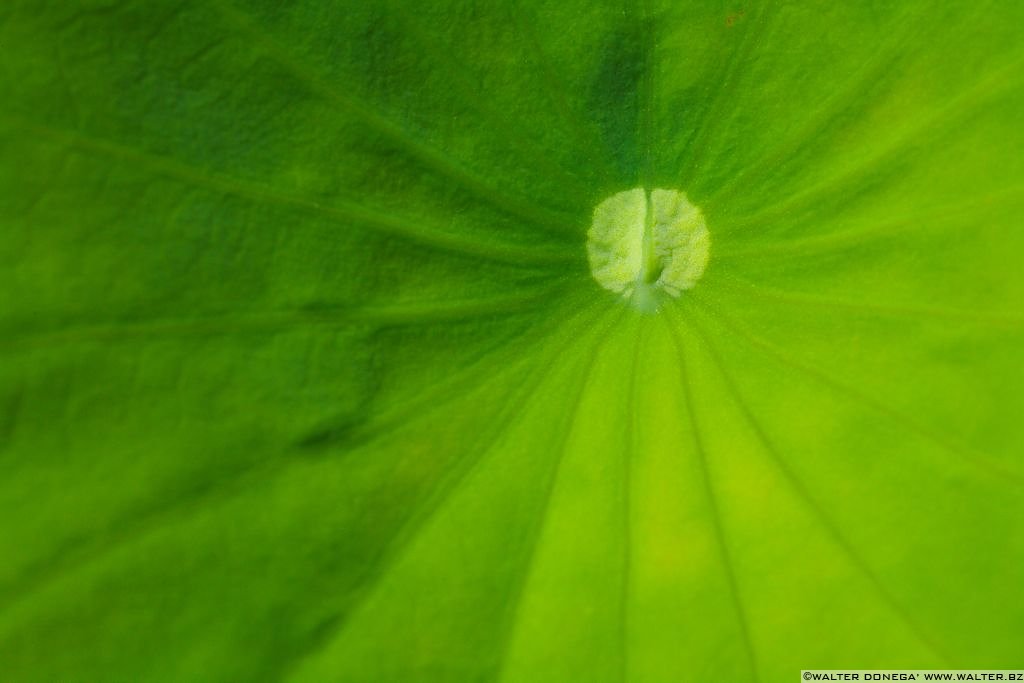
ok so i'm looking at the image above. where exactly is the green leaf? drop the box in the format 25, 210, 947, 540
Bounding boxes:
2, 0, 1022, 681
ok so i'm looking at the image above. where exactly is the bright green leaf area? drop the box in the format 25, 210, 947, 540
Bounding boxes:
2, 1, 1023, 681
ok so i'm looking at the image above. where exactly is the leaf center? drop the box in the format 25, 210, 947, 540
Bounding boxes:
586, 188, 710, 311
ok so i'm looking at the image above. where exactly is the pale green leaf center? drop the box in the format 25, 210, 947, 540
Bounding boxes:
586, 188, 710, 311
